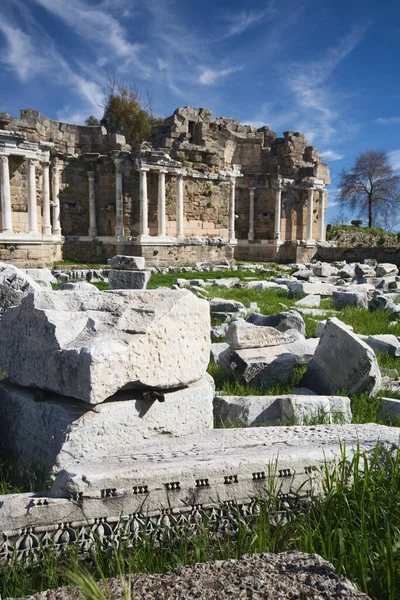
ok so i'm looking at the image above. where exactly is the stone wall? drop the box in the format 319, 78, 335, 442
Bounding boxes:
0, 242, 62, 267
316, 246, 400, 266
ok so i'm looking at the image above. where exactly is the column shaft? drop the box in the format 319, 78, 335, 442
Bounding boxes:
158, 169, 167, 237
0, 156, 13, 233
27, 159, 39, 235
248, 187, 255, 240
42, 160, 52, 235
274, 179, 282, 244
115, 159, 124, 241
306, 188, 314, 243
52, 160, 61, 236
139, 168, 149, 236
318, 190, 327, 241
176, 172, 184, 238
229, 178, 236, 240
88, 171, 97, 237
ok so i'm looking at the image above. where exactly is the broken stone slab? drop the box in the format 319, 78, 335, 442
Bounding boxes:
211, 342, 229, 364
0, 263, 41, 313
338, 265, 355, 279
283, 336, 319, 365
314, 317, 353, 338
108, 269, 152, 289
301, 318, 381, 397
332, 290, 368, 310
312, 264, 338, 278
291, 269, 313, 280
57, 281, 100, 292
376, 263, 398, 277
108, 255, 146, 270
214, 394, 351, 427
379, 397, 400, 422
367, 334, 400, 357
355, 264, 376, 278
0, 375, 214, 473
245, 281, 287, 291
23, 268, 57, 289
209, 297, 244, 314
219, 345, 296, 389
247, 310, 306, 337
295, 294, 321, 308
288, 281, 335, 298
225, 319, 301, 350
0, 289, 211, 404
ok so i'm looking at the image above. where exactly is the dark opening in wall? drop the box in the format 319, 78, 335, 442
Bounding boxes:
188, 120, 196, 140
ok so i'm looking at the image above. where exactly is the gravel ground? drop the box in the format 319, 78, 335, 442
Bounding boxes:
7, 551, 370, 599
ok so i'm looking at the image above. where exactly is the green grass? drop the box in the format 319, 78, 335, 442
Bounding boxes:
2, 445, 400, 600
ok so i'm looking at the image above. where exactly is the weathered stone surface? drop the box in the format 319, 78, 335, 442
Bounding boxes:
338, 265, 355, 279
24, 268, 57, 289
288, 281, 335, 297
211, 342, 229, 364
302, 318, 381, 396
355, 264, 376, 278
245, 280, 287, 291
108, 269, 151, 289
219, 345, 296, 388
312, 264, 338, 277
0, 376, 214, 472
247, 310, 306, 337
315, 317, 353, 338
283, 336, 319, 364
332, 290, 368, 310
295, 294, 321, 308
0, 263, 41, 312
367, 334, 400, 357
108, 255, 146, 270
209, 297, 244, 314
0, 289, 211, 404
225, 319, 300, 349
214, 394, 351, 427
376, 263, 398, 277
57, 281, 100, 292
379, 397, 400, 422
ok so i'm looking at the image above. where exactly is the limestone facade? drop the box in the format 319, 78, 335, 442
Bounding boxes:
0, 108, 330, 266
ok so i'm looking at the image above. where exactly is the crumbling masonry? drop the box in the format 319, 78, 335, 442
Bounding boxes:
0, 107, 330, 266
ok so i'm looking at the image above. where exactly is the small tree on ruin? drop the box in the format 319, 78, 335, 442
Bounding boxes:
337, 150, 400, 228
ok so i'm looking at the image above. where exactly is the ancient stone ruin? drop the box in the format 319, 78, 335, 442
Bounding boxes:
0, 107, 329, 267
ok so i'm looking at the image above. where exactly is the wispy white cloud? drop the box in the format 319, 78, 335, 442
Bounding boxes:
198, 64, 244, 86
320, 150, 345, 161
388, 150, 400, 171
219, 4, 276, 39
375, 116, 400, 125
0, 20, 50, 81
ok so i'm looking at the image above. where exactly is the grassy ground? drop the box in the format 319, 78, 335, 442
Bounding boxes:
2, 445, 400, 600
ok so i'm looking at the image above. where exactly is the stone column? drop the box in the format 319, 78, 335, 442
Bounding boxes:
176, 172, 184, 238
274, 178, 282, 245
139, 167, 149, 237
318, 189, 327, 242
115, 159, 125, 242
42, 159, 52, 236
87, 171, 97, 237
52, 159, 61, 236
248, 187, 255, 241
27, 158, 39, 235
0, 156, 13, 233
229, 177, 236, 241
158, 169, 167, 237
306, 187, 315, 244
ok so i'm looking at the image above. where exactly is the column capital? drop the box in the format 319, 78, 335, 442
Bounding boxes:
158, 168, 168, 174
52, 158, 60, 172
27, 158, 38, 167
87, 170, 95, 180
277, 177, 283, 190
0, 155, 9, 164
114, 159, 124, 175
139, 167, 150, 173
42, 161, 50, 168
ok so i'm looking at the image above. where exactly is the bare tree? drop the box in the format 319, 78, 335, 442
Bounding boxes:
337, 150, 400, 228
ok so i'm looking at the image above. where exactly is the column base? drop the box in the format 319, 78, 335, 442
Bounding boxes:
137, 233, 151, 243
28, 231, 41, 238
88, 229, 98, 238
305, 239, 316, 247
228, 238, 238, 246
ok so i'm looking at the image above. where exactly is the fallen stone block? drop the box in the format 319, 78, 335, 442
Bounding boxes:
214, 394, 351, 427
379, 397, 400, 422
0, 263, 41, 313
211, 342, 229, 364
226, 319, 300, 350
295, 294, 321, 308
0, 375, 214, 473
58, 281, 100, 292
0, 289, 211, 404
376, 263, 398, 277
24, 268, 57, 289
314, 317, 353, 338
283, 336, 319, 364
291, 268, 313, 280
367, 334, 400, 357
332, 290, 368, 310
355, 264, 376, 278
108, 269, 151, 289
108, 255, 146, 270
219, 345, 296, 389
246, 281, 287, 291
301, 318, 381, 396
338, 265, 355, 279
312, 264, 338, 278
288, 281, 335, 298
247, 310, 305, 337
209, 297, 244, 314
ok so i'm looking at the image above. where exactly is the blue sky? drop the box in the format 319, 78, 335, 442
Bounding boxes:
1, 0, 400, 224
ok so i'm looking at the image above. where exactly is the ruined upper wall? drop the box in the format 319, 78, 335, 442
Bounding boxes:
151, 107, 330, 185
1, 110, 130, 156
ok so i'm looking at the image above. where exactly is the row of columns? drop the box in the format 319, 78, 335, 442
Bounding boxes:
0, 154, 61, 236
247, 181, 327, 244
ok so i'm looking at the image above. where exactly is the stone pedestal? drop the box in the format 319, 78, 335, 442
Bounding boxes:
107, 254, 151, 290
0, 375, 214, 473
